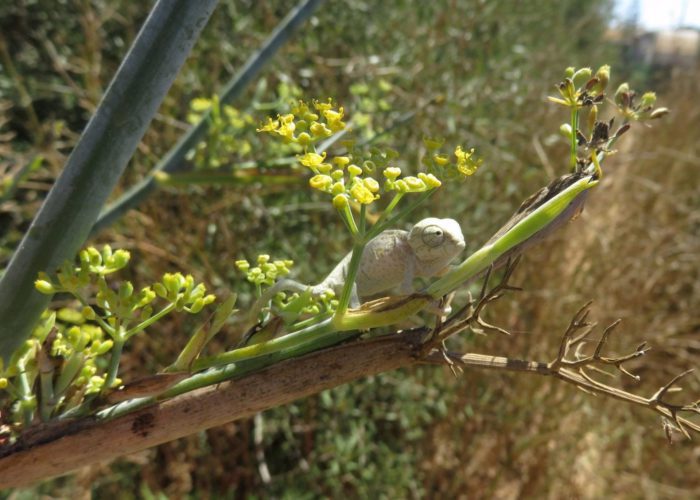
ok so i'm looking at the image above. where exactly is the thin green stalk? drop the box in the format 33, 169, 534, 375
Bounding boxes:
570, 106, 579, 170
97, 324, 358, 421
428, 175, 598, 297
367, 190, 434, 240
155, 171, 300, 186
334, 242, 365, 317
16, 368, 35, 427
54, 352, 84, 396
39, 370, 55, 421
374, 192, 404, 227
74, 294, 115, 337
168, 294, 237, 372
123, 303, 176, 339
104, 339, 125, 389
193, 317, 338, 371
341, 204, 360, 237
359, 204, 366, 235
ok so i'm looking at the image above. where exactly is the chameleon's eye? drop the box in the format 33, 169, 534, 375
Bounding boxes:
422, 225, 445, 247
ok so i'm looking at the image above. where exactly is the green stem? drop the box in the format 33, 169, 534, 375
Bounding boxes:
74, 294, 115, 337
97, 325, 359, 421
104, 339, 125, 389
342, 204, 360, 237
375, 192, 404, 227
16, 367, 35, 427
123, 303, 176, 339
39, 370, 55, 421
193, 317, 337, 370
367, 190, 434, 240
570, 106, 579, 170
54, 352, 84, 396
334, 242, 365, 317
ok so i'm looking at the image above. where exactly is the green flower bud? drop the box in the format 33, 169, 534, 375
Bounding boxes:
332, 194, 349, 210
559, 123, 573, 139
564, 67, 575, 78
189, 298, 205, 314
404, 176, 427, 192
591, 65, 610, 94
331, 181, 345, 195
383, 167, 402, 180
87, 247, 102, 266
34, 279, 55, 294
81, 306, 96, 321
640, 91, 657, 108
109, 249, 131, 270
333, 156, 351, 168
118, 281, 134, 299
235, 260, 250, 272
347, 164, 363, 177
309, 174, 332, 191
572, 67, 592, 89
153, 283, 168, 298
417, 172, 442, 188
614, 83, 630, 107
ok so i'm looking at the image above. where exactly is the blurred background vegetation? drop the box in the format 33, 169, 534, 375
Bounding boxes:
1, 0, 698, 497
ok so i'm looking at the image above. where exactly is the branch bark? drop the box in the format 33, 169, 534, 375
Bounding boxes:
0, 332, 423, 488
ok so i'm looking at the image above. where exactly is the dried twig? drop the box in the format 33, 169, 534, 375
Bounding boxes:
422, 299, 700, 439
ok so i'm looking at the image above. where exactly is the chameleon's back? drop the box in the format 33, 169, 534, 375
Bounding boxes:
354, 229, 413, 297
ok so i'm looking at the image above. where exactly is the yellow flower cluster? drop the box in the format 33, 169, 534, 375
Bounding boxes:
422, 137, 483, 179
454, 146, 483, 176
236, 255, 294, 286
297, 148, 442, 209
257, 99, 346, 145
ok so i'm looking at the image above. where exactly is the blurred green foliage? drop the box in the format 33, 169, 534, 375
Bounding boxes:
2, 0, 699, 498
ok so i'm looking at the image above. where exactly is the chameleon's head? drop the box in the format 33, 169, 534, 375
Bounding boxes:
408, 217, 465, 263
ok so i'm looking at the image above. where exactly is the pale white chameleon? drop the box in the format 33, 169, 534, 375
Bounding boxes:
246, 217, 465, 330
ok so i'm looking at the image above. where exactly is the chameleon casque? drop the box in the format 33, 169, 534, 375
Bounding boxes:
245, 217, 465, 333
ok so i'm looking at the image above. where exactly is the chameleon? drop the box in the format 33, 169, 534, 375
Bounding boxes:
244, 217, 465, 333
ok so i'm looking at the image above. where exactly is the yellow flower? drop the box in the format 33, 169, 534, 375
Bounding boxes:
333, 194, 349, 210
404, 176, 427, 192
333, 156, 351, 168
324, 107, 346, 132
190, 97, 213, 112
383, 167, 402, 180
363, 177, 380, 193
350, 181, 376, 204
276, 114, 296, 141
310, 122, 332, 138
418, 172, 441, 188
298, 152, 327, 170
331, 181, 345, 195
257, 117, 279, 133
309, 174, 332, 192
432, 154, 449, 166
314, 99, 334, 112
454, 146, 482, 176
347, 164, 363, 177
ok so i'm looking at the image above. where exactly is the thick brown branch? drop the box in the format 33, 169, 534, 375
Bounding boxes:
0, 332, 425, 489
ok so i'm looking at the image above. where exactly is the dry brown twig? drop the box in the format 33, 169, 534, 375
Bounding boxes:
418, 260, 700, 439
